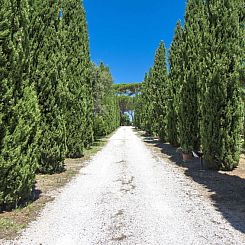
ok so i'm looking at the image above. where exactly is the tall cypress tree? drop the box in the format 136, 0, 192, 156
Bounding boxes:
30, 0, 66, 173
200, 0, 243, 170
167, 21, 183, 146
62, 0, 93, 157
178, 0, 204, 153
0, 0, 40, 208
136, 43, 168, 139
151, 41, 169, 141
142, 70, 155, 135
80, 1, 94, 148
134, 86, 144, 129
92, 63, 120, 137
135, 77, 145, 130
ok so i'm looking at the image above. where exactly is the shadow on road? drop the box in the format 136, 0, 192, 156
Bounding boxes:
141, 133, 245, 234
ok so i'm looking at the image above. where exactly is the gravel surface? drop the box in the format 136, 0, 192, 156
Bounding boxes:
3, 126, 245, 245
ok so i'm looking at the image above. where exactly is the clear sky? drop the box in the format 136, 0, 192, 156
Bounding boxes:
83, 0, 186, 84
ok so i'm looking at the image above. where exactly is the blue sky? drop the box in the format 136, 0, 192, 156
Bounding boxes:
83, 0, 186, 84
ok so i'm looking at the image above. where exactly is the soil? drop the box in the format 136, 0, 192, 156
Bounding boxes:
0, 158, 87, 240
0, 134, 111, 241
2, 127, 244, 245
140, 131, 245, 236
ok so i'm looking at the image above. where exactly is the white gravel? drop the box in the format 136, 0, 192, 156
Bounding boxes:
2, 126, 245, 245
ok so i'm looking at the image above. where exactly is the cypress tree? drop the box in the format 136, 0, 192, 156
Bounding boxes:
237, 0, 244, 155
92, 63, 120, 137
152, 41, 169, 141
134, 82, 142, 129
167, 21, 183, 146
30, 0, 66, 173
134, 89, 145, 130
136, 43, 168, 139
90, 63, 104, 137
62, 0, 93, 157
142, 70, 155, 135
200, 0, 243, 170
101, 63, 119, 135
0, 0, 40, 208
178, 0, 204, 153
79, 1, 94, 148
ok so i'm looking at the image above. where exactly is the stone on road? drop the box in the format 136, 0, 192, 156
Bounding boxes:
6, 127, 245, 245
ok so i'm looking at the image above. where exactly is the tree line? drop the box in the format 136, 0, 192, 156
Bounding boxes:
0, 0, 120, 210
135, 0, 244, 171
114, 83, 141, 125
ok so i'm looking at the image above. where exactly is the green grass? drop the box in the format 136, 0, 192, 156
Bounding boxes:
0, 218, 26, 233
0, 130, 116, 240
84, 133, 113, 157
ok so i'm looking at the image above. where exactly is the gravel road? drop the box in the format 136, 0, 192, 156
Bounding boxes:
4, 127, 245, 245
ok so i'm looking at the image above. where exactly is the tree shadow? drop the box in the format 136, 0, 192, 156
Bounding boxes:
30, 183, 42, 204
0, 182, 42, 213
142, 135, 245, 234
92, 137, 107, 146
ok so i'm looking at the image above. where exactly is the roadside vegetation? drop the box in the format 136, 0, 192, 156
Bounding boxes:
135, 0, 244, 171
0, 0, 120, 211
0, 0, 244, 240
0, 132, 114, 240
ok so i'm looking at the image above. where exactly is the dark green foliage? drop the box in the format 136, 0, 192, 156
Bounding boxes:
0, 0, 120, 210
167, 21, 183, 146
200, 0, 243, 170
0, 0, 40, 208
243, 88, 245, 149
91, 63, 120, 138
152, 41, 169, 141
30, 0, 66, 173
178, 0, 204, 153
121, 114, 131, 126
135, 0, 243, 170
140, 71, 155, 135
118, 95, 135, 123
115, 83, 140, 124
61, 0, 93, 157
83, 83, 95, 148
2, 0, 242, 215
238, 0, 244, 149
134, 43, 168, 140
114, 83, 142, 96
134, 92, 144, 129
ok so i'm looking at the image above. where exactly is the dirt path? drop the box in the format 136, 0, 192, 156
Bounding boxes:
3, 127, 245, 245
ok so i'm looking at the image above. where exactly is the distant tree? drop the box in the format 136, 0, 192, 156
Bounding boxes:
134, 79, 146, 129
114, 83, 142, 96
91, 63, 120, 138
118, 95, 134, 123
141, 70, 155, 135
121, 114, 131, 126
134, 93, 143, 129
151, 41, 169, 141
114, 83, 140, 124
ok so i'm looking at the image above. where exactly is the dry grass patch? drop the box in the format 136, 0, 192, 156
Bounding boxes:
0, 133, 112, 240
137, 129, 245, 235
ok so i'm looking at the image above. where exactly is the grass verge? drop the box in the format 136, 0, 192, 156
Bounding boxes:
137, 129, 245, 235
0, 132, 114, 240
